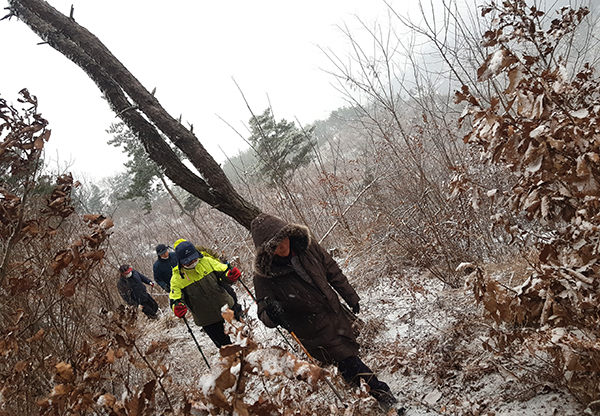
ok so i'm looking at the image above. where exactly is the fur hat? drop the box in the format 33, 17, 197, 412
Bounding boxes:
250, 214, 310, 277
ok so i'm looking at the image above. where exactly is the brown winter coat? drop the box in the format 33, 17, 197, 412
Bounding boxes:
251, 213, 360, 364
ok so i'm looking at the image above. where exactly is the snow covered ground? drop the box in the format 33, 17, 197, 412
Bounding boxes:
136, 263, 586, 415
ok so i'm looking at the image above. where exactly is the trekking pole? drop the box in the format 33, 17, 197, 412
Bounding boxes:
182, 316, 211, 369
237, 276, 254, 301
238, 276, 296, 352
240, 276, 346, 406
288, 331, 347, 407
238, 277, 346, 406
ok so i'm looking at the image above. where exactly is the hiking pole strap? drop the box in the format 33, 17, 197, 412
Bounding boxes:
183, 316, 211, 369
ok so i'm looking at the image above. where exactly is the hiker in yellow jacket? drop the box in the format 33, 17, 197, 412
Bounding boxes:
169, 239, 242, 347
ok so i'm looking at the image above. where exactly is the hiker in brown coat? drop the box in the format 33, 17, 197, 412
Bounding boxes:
251, 213, 399, 412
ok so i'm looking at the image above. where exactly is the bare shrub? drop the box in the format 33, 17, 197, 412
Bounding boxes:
308, 4, 521, 287
0, 91, 124, 414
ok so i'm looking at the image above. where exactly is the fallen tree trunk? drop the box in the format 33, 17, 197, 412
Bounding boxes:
5, 0, 261, 229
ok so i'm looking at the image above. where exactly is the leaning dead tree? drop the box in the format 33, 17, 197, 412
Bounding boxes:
4, 0, 261, 229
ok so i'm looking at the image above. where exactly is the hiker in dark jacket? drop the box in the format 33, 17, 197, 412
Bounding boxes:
153, 244, 177, 292
169, 239, 243, 348
251, 213, 399, 412
117, 264, 159, 319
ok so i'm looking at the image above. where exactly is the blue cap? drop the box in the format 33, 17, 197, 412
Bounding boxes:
175, 241, 200, 265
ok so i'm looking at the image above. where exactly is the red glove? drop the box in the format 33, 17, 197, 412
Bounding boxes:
173, 303, 187, 318
226, 267, 241, 282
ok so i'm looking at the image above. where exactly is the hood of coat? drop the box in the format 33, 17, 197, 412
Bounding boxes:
251, 214, 310, 277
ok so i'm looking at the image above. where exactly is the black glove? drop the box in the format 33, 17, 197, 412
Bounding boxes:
352, 303, 360, 315
265, 299, 291, 330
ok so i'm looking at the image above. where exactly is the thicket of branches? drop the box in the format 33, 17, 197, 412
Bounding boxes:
0, 91, 122, 414
4, 0, 600, 414
226, 0, 600, 405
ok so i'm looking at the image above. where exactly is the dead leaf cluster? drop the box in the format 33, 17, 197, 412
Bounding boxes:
457, 1, 600, 404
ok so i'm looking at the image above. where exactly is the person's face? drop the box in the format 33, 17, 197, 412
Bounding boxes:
182, 258, 199, 269
274, 237, 290, 257
160, 251, 169, 259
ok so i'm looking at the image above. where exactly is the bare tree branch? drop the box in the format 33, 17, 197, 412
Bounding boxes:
7, 0, 260, 229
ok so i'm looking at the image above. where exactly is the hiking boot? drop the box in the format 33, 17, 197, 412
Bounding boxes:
371, 390, 404, 414
233, 304, 246, 321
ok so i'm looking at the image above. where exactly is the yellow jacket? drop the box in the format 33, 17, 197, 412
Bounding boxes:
170, 247, 233, 326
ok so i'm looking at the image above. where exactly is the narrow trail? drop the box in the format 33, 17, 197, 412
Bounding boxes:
134, 267, 585, 415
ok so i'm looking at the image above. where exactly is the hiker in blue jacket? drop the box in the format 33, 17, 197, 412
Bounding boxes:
153, 244, 177, 292
117, 264, 159, 319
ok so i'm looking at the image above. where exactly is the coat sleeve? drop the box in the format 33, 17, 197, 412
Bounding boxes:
253, 274, 278, 328
153, 260, 171, 291
152, 261, 161, 281
169, 266, 184, 306
138, 271, 153, 285
203, 256, 229, 282
315, 243, 360, 308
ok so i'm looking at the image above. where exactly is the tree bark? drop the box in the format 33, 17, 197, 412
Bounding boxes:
6, 0, 261, 229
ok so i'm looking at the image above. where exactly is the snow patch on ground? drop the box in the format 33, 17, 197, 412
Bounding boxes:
134, 265, 585, 415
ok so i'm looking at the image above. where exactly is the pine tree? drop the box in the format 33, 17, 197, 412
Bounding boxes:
247, 109, 315, 186
106, 122, 162, 212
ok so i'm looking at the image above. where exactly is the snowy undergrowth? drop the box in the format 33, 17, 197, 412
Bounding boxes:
349, 264, 585, 416
133, 259, 586, 415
